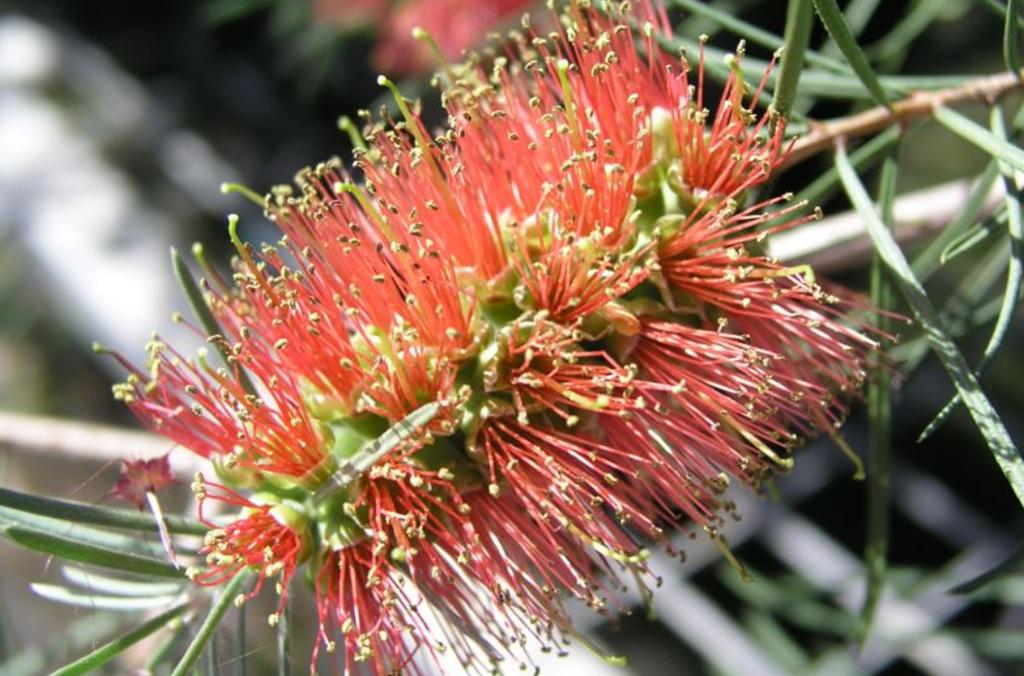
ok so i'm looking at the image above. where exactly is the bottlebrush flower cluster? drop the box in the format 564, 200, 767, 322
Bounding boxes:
111, 2, 876, 673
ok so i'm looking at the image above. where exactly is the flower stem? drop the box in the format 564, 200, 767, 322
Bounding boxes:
782, 68, 1024, 169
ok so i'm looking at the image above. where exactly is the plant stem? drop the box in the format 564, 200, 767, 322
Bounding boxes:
859, 153, 896, 646
782, 69, 1024, 169
0, 411, 202, 478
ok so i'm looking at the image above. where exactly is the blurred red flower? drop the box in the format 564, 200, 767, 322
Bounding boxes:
315, 0, 535, 74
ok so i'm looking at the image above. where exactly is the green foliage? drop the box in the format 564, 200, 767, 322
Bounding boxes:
837, 145, 1024, 509
170, 573, 248, 676
859, 154, 897, 646
1, 525, 185, 579
0, 486, 206, 536
811, 0, 892, 105
773, 0, 815, 120
50, 603, 190, 676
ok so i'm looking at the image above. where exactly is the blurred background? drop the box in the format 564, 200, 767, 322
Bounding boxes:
1, 0, 1022, 674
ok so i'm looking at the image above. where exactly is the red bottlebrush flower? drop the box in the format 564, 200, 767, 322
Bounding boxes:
191, 477, 308, 617
110, 453, 176, 510
109, 2, 882, 673
667, 43, 787, 197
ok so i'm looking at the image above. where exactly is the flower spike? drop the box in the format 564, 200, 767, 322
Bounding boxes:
110, 2, 881, 673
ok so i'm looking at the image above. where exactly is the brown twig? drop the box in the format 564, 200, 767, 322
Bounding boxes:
781, 70, 1024, 170
0, 410, 202, 478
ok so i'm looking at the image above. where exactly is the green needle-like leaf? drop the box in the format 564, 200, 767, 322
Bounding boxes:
764, 125, 899, 231
821, 0, 884, 59
859, 153, 897, 647
1006, 0, 1022, 76
669, 0, 846, 73
911, 161, 1002, 279
61, 566, 186, 597
934, 106, 1024, 175
145, 615, 190, 673
1, 524, 184, 579
773, 0, 815, 120
31, 583, 183, 611
940, 220, 1000, 265
0, 505, 170, 559
837, 144, 1024, 509
659, 35, 974, 100
51, 602, 189, 676
976, 0, 1024, 29
867, 0, 949, 64
811, 0, 892, 106
171, 573, 248, 676
950, 541, 1024, 593
745, 610, 809, 671
896, 240, 1011, 371
0, 486, 206, 535
171, 246, 256, 395
919, 108, 1024, 440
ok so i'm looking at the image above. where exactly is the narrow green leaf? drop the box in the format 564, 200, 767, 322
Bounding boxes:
658, 35, 974, 101
919, 108, 1024, 439
206, 620, 219, 676
974, 0, 1024, 30
866, 0, 949, 63
745, 610, 809, 671
976, 0, 1024, 29
669, 0, 784, 51
30, 583, 183, 611
171, 247, 256, 395
836, 144, 1024, 509
62, 566, 186, 597
859, 154, 897, 647
171, 573, 247, 676
773, 0, 815, 120
0, 505, 169, 559
51, 602, 189, 676
171, 246, 220, 343
950, 541, 1024, 593
940, 220, 999, 264
1, 524, 184, 579
145, 614, 190, 673
796, 125, 901, 211
0, 486, 206, 536
896, 238, 1011, 371
1006, 0, 1022, 76
934, 106, 1024, 175
911, 161, 1003, 279
669, 0, 847, 73
821, 0, 884, 60
765, 125, 898, 232
811, 0, 892, 106
951, 627, 1024, 659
